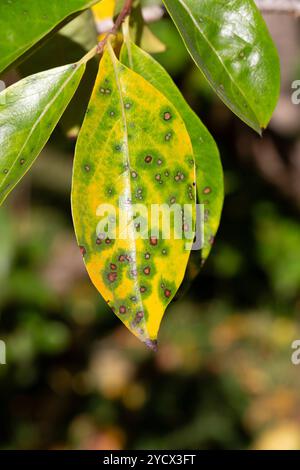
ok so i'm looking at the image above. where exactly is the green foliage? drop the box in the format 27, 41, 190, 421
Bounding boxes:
0, 0, 280, 346
162, 0, 280, 133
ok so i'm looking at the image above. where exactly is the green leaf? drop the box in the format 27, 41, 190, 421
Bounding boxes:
162, 0, 280, 133
18, 11, 99, 138
0, 62, 86, 205
120, 40, 224, 286
0, 0, 99, 74
72, 43, 196, 348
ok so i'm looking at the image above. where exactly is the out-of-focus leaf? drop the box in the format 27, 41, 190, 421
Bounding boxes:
0, 0, 100, 74
255, 205, 300, 299
60, 10, 98, 52
0, 62, 86, 205
162, 0, 280, 133
149, 19, 190, 76
72, 43, 196, 348
121, 41, 223, 286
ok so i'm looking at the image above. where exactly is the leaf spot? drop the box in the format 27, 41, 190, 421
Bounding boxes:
203, 186, 212, 194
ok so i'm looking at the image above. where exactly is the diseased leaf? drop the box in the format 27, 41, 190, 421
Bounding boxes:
162, 0, 280, 133
0, 62, 86, 205
72, 43, 196, 348
0, 0, 99, 74
120, 40, 223, 287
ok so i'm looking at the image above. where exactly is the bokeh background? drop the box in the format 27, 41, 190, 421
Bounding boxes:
1, 0, 300, 450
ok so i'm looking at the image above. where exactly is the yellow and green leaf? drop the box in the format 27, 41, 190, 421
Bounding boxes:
71, 42, 196, 348
120, 40, 224, 287
0, 62, 86, 205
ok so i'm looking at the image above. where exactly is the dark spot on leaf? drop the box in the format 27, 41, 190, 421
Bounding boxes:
135, 311, 144, 323
143, 266, 151, 275
203, 187, 212, 194
107, 272, 117, 283
150, 236, 158, 246
119, 305, 126, 314
164, 289, 171, 298
145, 155, 152, 163
164, 112, 172, 121
145, 339, 158, 352
79, 246, 86, 257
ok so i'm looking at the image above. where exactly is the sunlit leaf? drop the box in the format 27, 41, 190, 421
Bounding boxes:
120, 40, 223, 288
0, 0, 99, 74
0, 62, 86, 205
72, 43, 196, 348
162, 0, 280, 133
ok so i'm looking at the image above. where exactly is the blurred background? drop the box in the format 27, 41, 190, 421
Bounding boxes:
0, 0, 300, 450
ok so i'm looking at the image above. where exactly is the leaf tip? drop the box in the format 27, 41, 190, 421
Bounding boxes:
144, 339, 158, 353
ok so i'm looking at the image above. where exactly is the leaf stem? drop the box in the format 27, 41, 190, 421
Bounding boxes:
96, 0, 134, 54
79, 0, 134, 65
